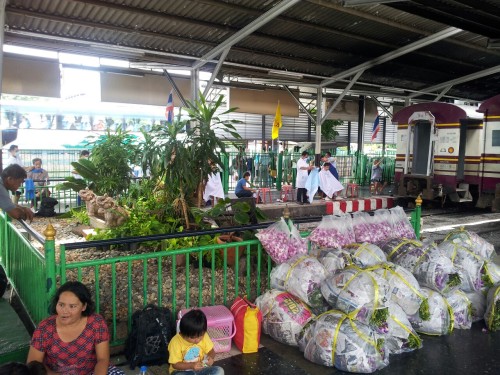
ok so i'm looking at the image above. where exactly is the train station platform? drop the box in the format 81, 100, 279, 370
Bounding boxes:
248, 185, 394, 220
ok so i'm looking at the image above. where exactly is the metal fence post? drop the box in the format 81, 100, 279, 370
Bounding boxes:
276, 152, 283, 191
411, 195, 422, 240
43, 223, 57, 308
222, 153, 229, 194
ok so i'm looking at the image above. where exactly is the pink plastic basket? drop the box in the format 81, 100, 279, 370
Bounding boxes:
178, 305, 236, 353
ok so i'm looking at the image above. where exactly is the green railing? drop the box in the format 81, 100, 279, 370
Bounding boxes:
0, 213, 54, 325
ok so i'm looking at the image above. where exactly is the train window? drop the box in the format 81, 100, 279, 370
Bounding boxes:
493, 130, 500, 146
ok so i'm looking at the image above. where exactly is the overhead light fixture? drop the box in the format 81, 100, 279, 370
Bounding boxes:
342, 0, 403, 6
268, 70, 303, 79
487, 38, 500, 49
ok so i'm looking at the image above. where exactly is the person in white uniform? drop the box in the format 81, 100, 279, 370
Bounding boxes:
296, 151, 314, 204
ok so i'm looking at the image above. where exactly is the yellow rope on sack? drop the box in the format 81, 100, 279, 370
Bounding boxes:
284, 255, 309, 287
353, 243, 383, 263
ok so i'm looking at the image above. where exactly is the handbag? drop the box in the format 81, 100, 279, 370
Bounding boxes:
230, 296, 262, 353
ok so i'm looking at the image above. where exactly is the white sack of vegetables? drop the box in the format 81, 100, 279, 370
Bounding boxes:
371, 263, 429, 320
256, 217, 307, 264
308, 213, 355, 249
384, 303, 422, 354
377, 238, 423, 261
298, 310, 389, 373
270, 255, 328, 312
443, 227, 495, 260
437, 240, 484, 292
343, 242, 387, 268
391, 241, 461, 294
320, 267, 391, 332
408, 287, 454, 336
316, 248, 351, 275
445, 289, 472, 329
484, 284, 500, 332
465, 290, 487, 323
255, 289, 314, 346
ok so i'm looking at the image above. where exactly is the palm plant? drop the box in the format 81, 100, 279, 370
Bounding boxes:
184, 92, 241, 207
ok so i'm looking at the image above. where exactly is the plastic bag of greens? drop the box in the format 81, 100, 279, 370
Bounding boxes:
445, 289, 472, 329
437, 240, 485, 292
298, 310, 389, 373
316, 247, 352, 275
391, 241, 461, 294
377, 238, 423, 261
384, 303, 422, 354
484, 284, 500, 332
371, 263, 429, 320
482, 261, 500, 288
408, 288, 454, 336
443, 227, 495, 260
270, 255, 328, 312
256, 217, 307, 264
255, 289, 314, 346
465, 290, 487, 323
308, 213, 355, 249
320, 267, 391, 332
343, 242, 387, 268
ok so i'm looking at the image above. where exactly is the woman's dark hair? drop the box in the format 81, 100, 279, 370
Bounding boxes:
1, 164, 27, 180
49, 281, 94, 316
243, 171, 251, 178
179, 309, 207, 338
301, 151, 309, 156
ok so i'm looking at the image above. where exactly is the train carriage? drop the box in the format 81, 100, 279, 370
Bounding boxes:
393, 96, 500, 206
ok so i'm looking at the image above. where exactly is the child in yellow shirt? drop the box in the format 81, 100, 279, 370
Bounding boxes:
168, 309, 224, 374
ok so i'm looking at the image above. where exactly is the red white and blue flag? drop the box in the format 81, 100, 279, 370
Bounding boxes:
165, 90, 174, 123
371, 115, 380, 141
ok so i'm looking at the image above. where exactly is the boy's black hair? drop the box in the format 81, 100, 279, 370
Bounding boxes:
243, 171, 251, 178
80, 150, 90, 157
9, 144, 18, 152
1, 164, 27, 180
179, 309, 207, 338
323, 162, 331, 168
49, 281, 95, 316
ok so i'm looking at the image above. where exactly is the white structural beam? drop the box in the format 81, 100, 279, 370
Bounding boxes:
320, 27, 461, 87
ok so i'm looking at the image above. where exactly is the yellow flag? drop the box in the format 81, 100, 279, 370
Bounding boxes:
271, 101, 282, 140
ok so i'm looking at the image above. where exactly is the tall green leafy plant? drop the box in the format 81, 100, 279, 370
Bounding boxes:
87, 128, 137, 197
184, 92, 242, 207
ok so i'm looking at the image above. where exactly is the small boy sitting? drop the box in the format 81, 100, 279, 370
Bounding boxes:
168, 309, 224, 375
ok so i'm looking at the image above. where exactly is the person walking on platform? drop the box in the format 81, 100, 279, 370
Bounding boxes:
0, 164, 34, 221
296, 151, 314, 204
5, 144, 31, 204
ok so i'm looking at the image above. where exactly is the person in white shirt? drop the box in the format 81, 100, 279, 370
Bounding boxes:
5, 145, 32, 204
296, 151, 314, 204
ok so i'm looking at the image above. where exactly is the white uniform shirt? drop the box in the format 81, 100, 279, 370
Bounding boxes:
296, 157, 309, 188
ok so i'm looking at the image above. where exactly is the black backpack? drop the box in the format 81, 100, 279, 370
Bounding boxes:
124, 304, 174, 369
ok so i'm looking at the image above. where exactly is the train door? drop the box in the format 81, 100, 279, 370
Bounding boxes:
456, 121, 467, 180
412, 120, 432, 175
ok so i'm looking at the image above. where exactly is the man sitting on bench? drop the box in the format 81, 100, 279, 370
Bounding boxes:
235, 171, 257, 198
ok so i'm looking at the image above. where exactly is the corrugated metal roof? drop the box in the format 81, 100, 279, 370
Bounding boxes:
3, 0, 500, 143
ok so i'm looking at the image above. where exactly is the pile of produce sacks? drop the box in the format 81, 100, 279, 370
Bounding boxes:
254, 212, 500, 373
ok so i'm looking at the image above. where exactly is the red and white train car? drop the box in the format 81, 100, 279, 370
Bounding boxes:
393, 95, 500, 205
